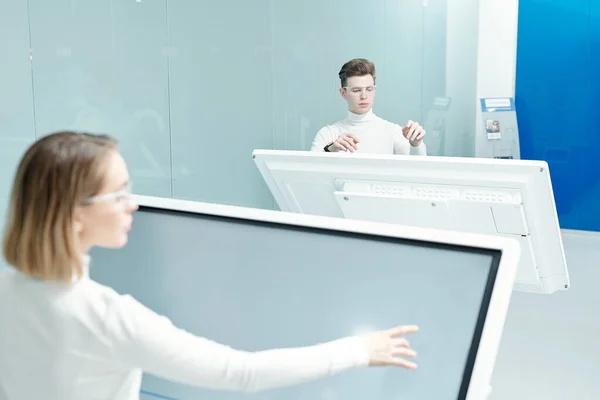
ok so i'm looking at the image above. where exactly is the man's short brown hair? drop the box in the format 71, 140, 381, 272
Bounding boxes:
338, 58, 376, 88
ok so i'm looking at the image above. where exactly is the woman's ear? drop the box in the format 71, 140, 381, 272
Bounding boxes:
73, 207, 85, 234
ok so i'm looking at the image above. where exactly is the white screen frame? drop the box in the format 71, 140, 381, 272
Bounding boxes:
252, 149, 568, 295
132, 195, 519, 400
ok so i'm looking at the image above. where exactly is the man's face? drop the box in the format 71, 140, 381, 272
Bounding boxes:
340, 75, 376, 115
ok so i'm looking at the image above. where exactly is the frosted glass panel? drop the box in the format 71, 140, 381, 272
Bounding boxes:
27, 0, 172, 197
1, 0, 479, 210
270, 0, 338, 152
421, 0, 451, 156
441, 0, 479, 157
0, 0, 36, 210
91, 207, 499, 400
168, 1, 274, 209
379, 0, 425, 125
422, 0, 448, 121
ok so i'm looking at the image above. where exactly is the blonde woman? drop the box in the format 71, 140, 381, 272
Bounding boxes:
0, 131, 418, 400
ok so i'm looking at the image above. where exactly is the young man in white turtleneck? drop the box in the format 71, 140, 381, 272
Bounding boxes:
310, 58, 427, 155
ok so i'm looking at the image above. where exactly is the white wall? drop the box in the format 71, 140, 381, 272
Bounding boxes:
444, 0, 519, 157
475, 0, 519, 100
491, 230, 600, 399
474, 0, 520, 159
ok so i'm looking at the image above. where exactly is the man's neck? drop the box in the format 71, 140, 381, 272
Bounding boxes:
346, 108, 375, 122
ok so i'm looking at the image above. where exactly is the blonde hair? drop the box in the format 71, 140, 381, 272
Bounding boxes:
3, 131, 118, 282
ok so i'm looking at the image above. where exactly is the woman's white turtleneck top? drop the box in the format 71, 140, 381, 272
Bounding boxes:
0, 256, 369, 400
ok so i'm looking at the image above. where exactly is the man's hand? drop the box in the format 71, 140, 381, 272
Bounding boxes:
402, 120, 426, 147
327, 133, 360, 152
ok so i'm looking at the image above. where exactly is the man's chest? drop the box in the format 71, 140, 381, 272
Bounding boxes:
336, 124, 395, 154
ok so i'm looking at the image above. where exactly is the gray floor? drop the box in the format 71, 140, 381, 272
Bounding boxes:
490, 230, 600, 399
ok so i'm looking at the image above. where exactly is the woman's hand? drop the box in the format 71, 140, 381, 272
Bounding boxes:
361, 325, 419, 369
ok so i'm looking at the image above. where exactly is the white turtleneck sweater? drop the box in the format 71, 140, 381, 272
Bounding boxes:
0, 257, 370, 400
311, 110, 427, 156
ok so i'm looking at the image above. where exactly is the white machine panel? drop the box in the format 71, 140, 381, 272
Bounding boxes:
89, 195, 520, 400
253, 150, 569, 294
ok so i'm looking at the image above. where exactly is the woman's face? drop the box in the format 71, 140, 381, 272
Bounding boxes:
75, 150, 138, 253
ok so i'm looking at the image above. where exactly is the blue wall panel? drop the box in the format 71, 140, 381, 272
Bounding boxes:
516, 0, 600, 231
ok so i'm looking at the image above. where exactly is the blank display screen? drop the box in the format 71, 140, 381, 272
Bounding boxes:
90, 207, 500, 400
